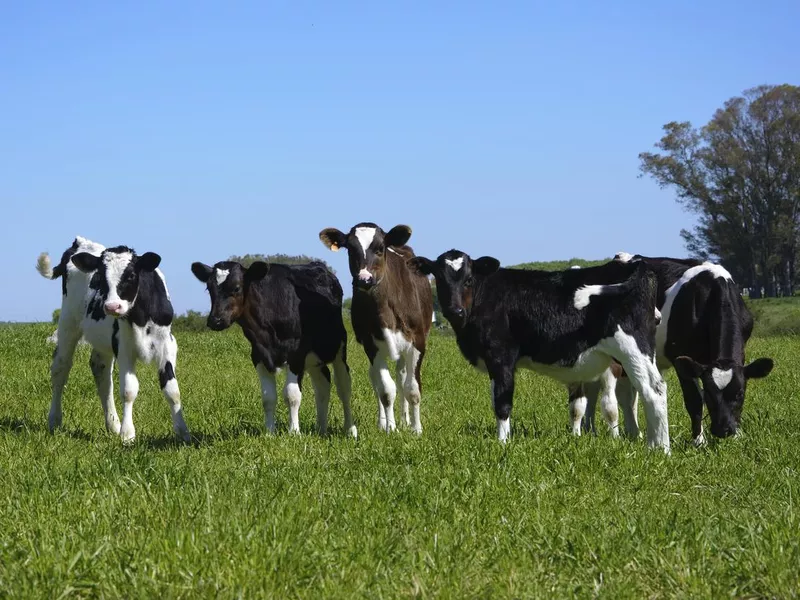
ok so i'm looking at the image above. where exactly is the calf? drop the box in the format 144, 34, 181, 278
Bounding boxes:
319, 223, 433, 434
191, 260, 356, 437
37, 236, 190, 443
583, 254, 774, 444
410, 250, 670, 451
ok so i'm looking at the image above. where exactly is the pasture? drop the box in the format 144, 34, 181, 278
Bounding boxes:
1, 322, 798, 598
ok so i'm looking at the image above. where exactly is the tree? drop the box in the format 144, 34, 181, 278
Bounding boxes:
639, 84, 800, 298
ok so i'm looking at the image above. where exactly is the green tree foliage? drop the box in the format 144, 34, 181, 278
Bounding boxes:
639, 84, 800, 298
228, 253, 334, 273
172, 310, 209, 333
52, 309, 60, 324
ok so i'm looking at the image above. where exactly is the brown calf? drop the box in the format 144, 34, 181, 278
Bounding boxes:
320, 223, 433, 433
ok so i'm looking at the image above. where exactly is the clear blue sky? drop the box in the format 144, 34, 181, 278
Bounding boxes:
2, 1, 798, 321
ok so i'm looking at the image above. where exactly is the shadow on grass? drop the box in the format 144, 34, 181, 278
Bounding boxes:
0, 416, 94, 441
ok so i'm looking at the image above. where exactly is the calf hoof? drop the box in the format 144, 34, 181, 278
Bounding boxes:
48, 412, 62, 433
346, 425, 358, 439
120, 426, 136, 445
692, 433, 707, 447
106, 419, 122, 435
176, 427, 191, 443
411, 426, 423, 436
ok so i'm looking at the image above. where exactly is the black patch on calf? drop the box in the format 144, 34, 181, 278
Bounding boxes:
125, 270, 174, 327
159, 361, 175, 389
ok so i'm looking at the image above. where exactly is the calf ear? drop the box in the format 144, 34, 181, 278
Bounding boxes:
673, 356, 705, 378
385, 225, 412, 248
744, 357, 774, 379
191, 262, 213, 283
408, 256, 435, 276
319, 228, 348, 251
472, 256, 500, 276
136, 252, 161, 272
71, 252, 102, 273
246, 261, 270, 282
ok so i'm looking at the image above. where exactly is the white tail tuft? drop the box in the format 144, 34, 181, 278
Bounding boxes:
36, 253, 54, 279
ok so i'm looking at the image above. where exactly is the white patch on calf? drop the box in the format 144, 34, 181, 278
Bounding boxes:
573, 283, 624, 310
657, 263, 734, 364
445, 257, 464, 272
103, 251, 135, 313
711, 367, 733, 390
354, 226, 377, 258
215, 268, 230, 285
615, 251, 634, 263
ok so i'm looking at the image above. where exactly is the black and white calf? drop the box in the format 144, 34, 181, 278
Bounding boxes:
583, 254, 774, 444
410, 250, 670, 451
37, 236, 190, 443
191, 260, 356, 437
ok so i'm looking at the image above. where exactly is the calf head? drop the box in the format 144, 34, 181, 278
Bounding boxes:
191, 260, 269, 330
674, 355, 774, 437
409, 250, 500, 328
319, 223, 411, 290
71, 246, 161, 318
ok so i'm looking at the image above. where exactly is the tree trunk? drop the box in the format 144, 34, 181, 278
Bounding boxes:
749, 263, 762, 298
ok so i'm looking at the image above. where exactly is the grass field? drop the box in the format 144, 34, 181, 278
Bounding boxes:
1, 323, 798, 598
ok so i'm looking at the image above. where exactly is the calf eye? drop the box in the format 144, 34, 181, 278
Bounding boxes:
233, 285, 242, 294
465, 276, 474, 287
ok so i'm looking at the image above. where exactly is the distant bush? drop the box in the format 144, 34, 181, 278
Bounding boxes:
172, 310, 209, 333
746, 297, 800, 336
52, 309, 60, 324
510, 258, 611, 271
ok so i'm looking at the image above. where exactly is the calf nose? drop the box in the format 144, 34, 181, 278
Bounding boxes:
104, 302, 123, 315
453, 307, 465, 318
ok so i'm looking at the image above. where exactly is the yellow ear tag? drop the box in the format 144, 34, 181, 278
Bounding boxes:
331, 244, 339, 252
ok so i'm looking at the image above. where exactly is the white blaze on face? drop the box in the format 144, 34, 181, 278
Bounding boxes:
215, 268, 230, 286
711, 367, 733, 390
573, 283, 625, 310
103, 251, 135, 314
354, 227, 377, 259
445, 257, 464, 272
358, 268, 372, 282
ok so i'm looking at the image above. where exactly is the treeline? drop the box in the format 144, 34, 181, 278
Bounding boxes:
640, 84, 800, 298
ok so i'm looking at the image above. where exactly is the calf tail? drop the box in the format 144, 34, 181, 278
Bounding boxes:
36, 252, 64, 280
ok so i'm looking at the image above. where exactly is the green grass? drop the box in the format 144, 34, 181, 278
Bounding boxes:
1, 323, 798, 598
746, 296, 800, 336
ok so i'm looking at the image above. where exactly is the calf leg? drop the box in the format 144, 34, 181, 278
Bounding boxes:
607, 339, 669, 452
284, 370, 303, 434
307, 362, 331, 436
403, 346, 424, 435
89, 350, 120, 434
597, 368, 620, 438
488, 364, 515, 443
395, 354, 410, 427
256, 363, 278, 434
370, 352, 396, 433
568, 384, 587, 436
333, 341, 356, 438
582, 380, 601, 435
677, 372, 705, 446
332, 344, 357, 438
158, 339, 190, 442
48, 324, 82, 432
118, 355, 140, 444
617, 379, 641, 439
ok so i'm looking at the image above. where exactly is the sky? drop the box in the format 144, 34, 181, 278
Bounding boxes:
1, 1, 798, 322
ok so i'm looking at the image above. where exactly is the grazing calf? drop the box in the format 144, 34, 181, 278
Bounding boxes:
410, 251, 670, 451
319, 223, 433, 434
191, 260, 356, 437
37, 236, 190, 443
584, 254, 774, 444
